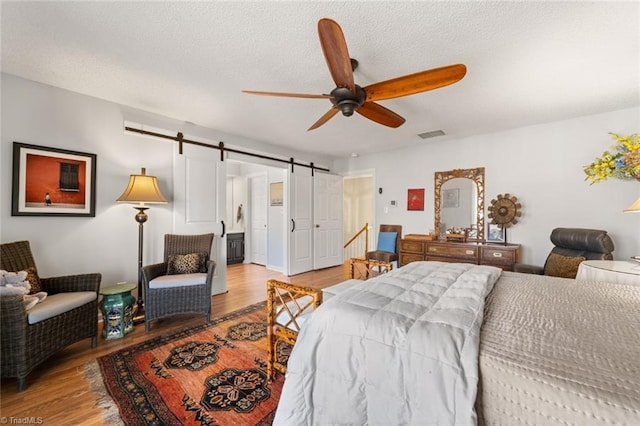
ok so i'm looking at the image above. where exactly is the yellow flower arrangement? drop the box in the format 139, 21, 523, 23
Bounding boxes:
584, 133, 640, 184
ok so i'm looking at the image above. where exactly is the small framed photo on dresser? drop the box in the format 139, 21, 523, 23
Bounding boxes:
487, 223, 505, 243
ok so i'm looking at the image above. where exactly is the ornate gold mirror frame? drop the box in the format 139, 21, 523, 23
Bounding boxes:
434, 167, 485, 241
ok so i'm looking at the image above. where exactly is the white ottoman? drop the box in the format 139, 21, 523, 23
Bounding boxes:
322, 279, 363, 302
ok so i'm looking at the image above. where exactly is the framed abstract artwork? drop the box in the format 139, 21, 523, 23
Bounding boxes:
407, 188, 425, 211
12, 142, 97, 217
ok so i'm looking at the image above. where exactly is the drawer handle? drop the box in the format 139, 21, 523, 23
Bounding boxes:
465, 250, 474, 255
429, 247, 438, 252
492, 252, 503, 258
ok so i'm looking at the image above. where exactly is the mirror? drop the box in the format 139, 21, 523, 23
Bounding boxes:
434, 167, 485, 241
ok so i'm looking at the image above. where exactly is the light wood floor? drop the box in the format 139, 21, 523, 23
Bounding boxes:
0, 262, 349, 425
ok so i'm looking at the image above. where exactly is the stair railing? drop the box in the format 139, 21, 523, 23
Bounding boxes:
344, 222, 369, 259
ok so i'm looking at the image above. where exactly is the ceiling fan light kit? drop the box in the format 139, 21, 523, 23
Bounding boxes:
243, 18, 466, 130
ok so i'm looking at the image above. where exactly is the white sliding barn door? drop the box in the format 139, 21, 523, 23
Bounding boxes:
314, 173, 343, 269
287, 167, 313, 275
173, 143, 227, 295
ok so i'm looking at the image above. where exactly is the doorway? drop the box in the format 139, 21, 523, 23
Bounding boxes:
343, 173, 375, 259
226, 159, 287, 272
227, 159, 350, 276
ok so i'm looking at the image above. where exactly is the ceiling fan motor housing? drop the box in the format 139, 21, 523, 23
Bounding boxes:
330, 86, 366, 116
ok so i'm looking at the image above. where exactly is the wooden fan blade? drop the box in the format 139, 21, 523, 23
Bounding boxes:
318, 18, 355, 93
356, 102, 406, 128
242, 90, 332, 99
364, 64, 467, 102
308, 108, 339, 131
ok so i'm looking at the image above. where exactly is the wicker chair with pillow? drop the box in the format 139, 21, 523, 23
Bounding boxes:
0, 240, 101, 391
141, 233, 215, 332
365, 224, 403, 265
514, 228, 614, 279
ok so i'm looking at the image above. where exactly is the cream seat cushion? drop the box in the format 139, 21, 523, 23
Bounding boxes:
27, 292, 97, 325
149, 273, 207, 289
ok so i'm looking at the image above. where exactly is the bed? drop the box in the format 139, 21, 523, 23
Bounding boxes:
273, 261, 640, 425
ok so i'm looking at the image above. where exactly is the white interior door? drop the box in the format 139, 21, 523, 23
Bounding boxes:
287, 167, 313, 275
249, 174, 268, 265
314, 173, 343, 269
173, 142, 227, 295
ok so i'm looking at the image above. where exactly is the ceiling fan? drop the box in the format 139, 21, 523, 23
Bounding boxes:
243, 18, 467, 131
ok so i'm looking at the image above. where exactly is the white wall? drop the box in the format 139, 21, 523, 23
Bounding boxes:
0, 74, 333, 287
333, 107, 640, 266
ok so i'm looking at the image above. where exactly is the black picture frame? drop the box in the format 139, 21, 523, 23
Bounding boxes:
12, 142, 97, 217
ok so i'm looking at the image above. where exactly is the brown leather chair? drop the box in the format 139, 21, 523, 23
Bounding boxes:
514, 228, 614, 278
365, 224, 403, 263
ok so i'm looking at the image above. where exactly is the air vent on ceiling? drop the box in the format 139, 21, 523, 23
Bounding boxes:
418, 130, 445, 139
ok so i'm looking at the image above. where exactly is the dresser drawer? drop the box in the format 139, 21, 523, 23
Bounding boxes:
426, 243, 479, 260
426, 255, 478, 265
400, 253, 425, 266
481, 246, 516, 265
400, 240, 425, 254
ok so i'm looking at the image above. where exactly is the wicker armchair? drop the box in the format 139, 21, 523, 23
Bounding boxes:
0, 240, 101, 391
141, 233, 215, 332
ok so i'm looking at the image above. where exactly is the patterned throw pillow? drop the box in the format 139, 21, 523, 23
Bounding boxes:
544, 253, 586, 279
24, 266, 43, 294
167, 253, 207, 275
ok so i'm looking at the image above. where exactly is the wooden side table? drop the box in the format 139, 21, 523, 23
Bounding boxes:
100, 283, 137, 339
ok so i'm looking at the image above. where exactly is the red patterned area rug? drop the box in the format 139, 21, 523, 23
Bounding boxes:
96, 302, 287, 425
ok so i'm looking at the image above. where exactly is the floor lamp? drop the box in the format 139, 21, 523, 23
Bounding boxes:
116, 168, 168, 321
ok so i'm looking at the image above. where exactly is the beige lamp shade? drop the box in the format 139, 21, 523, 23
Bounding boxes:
116, 168, 168, 205
624, 196, 640, 213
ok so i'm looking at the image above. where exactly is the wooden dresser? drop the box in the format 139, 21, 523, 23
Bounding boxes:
399, 234, 520, 271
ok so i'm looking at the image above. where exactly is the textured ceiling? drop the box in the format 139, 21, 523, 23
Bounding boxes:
2, 1, 639, 160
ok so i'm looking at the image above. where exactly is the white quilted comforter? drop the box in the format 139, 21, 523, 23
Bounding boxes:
273, 261, 501, 425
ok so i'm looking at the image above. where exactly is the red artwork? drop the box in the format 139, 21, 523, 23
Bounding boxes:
407, 188, 425, 211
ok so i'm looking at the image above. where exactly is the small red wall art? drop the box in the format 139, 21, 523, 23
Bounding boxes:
407, 188, 425, 211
